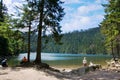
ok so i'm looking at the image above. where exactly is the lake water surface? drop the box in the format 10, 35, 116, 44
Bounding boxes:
18, 52, 112, 68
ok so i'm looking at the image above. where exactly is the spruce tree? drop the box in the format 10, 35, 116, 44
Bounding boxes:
100, 0, 120, 59
34, 0, 65, 63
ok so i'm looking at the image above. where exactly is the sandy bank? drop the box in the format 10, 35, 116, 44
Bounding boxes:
0, 67, 120, 80
0, 67, 64, 80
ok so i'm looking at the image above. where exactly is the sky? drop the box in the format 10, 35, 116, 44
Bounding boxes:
3, 0, 108, 33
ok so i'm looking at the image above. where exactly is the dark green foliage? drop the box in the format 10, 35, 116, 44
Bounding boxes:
33, 0, 65, 63
10, 30, 24, 55
0, 36, 10, 56
100, 0, 120, 59
0, 0, 7, 22
42, 27, 106, 54
19, 0, 38, 62
0, 0, 11, 57
22, 27, 107, 54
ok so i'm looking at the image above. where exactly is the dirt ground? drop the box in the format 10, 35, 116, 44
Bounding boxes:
0, 67, 120, 80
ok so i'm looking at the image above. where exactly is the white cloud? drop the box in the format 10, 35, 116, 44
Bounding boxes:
62, 14, 104, 33
62, 16, 90, 32
95, 0, 108, 4
3, 0, 14, 14
3, 0, 23, 15
61, 0, 107, 33
95, 15, 104, 20
80, 17, 90, 24
61, 0, 81, 4
13, 2, 22, 7
77, 4, 102, 15
3, 0, 107, 33
4, 0, 12, 5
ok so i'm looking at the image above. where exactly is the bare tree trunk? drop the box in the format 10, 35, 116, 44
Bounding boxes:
115, 38, 120, 59
0, 0, 4, 22
118, 44, 120, 59
27, 25, 31, 62
117, 37, 120, 59
35, 0, 44, 63
117, 44, 120, 58
111, 41, 115, 60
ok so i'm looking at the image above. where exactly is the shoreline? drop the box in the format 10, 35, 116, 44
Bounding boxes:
0, 65, 120, 80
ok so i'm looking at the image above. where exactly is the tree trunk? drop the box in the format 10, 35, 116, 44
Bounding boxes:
118, 46, 120, 58
117, 44, 120, 59
27, 25, 31, 62
111, 41, 115, 60
34, 0, 44, 63
0, 0, 4, 22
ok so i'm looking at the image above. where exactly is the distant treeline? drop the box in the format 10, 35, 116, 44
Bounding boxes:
22, 27, 107, 54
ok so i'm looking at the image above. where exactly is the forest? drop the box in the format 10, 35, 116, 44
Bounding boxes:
23, 27, 107, 54
0, 0, 120, 62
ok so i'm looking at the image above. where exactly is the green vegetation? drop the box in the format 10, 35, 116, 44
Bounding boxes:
7, 57, 20, 66
43, 27, 106, 54
17, 0, 65, 63
22, 27, 107, 54
0, 0, 65, 64
0, 0, 23, 57
0, 36, 10, 56
100, 0, 120, 59
0, 0, 120, 63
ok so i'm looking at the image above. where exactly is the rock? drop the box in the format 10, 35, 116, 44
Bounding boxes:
69, 67, 91, 76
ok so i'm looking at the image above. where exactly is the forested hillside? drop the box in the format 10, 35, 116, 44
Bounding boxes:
23, 27, 107, 54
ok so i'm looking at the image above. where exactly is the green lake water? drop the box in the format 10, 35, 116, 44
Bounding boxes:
8, 53, 112, 68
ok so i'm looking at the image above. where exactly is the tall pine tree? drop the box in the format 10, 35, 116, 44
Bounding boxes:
17, 0, 65, 63
32, 0, 65, 63
100, 0, 120, 59
18, 0, 37, 62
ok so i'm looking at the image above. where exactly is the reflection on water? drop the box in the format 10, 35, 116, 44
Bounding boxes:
18, 52, 77, 60
17, 52, 112, 68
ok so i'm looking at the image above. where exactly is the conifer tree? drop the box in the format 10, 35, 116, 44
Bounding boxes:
100, 0, 120, 59
18, 0, 65, 63
30, 0, 65, 63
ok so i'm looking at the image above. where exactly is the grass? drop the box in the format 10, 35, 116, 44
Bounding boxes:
8, 57, 20, 67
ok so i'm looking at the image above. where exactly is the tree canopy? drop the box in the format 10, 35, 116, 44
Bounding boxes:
100, 0, 120, 59
16, 0, 65, 63
21, 27, 107, 54
0, 0, 24, 57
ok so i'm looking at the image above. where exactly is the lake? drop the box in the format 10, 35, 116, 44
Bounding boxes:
17, 52, 112, 68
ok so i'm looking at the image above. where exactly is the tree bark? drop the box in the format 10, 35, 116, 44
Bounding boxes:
27, 24, 31, 62
0, 0, 4, 22
111, 41, 115, 60
35, 0, 44, 63
116, 44, 120, 58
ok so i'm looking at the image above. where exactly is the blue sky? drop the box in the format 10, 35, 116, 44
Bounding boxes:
4, 0, 108, 33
